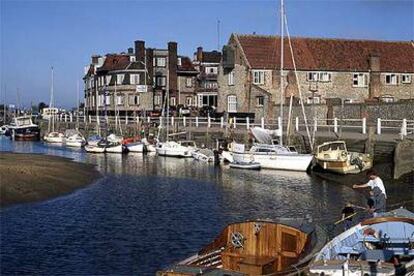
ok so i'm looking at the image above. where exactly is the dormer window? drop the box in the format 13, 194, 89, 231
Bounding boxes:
117, 74, 124, 85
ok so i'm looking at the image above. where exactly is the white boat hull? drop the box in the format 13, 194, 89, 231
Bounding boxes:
230, 152, 312, 171
44, 135, 64, 144
126, 142, 144, 153
156, 142, 192, 158
105, 144, 124, 153
85, 145, 105, 153
65, 141, 85, 147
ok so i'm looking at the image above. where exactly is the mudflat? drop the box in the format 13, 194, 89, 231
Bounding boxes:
0, 153, 101, 207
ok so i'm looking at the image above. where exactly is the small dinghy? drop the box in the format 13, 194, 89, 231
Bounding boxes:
157, 218, 326, 275
229, 161, 261, 170
309, 208, 414, 275
192, 148, 215, 162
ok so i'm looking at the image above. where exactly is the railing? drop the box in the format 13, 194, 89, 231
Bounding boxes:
49, 113, 414, 137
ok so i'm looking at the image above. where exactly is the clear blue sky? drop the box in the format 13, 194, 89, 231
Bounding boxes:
1, 0, 413, 109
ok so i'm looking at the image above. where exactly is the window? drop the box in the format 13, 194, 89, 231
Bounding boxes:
99, 95, 104, 106
256, 96, 264, 107
385, 74, 399, 85
129, 95, 139, 106
154, 95, 161, 105
116, 95, 124, 105
353, 73, 368, 87
170, 97, 176, 106
205, 67, 217, 74
92, 96, 95, 107
186, 96, 192, 106
186, 77, 192, 87
105, 95, 111, 105
105, 75, 111, 85
228, 71, 235, 86
156, 57, 166, 67
307, 72, 319, 82
402, 74, 412, 84
130, 56, 136, 62
319, 72, 331, 82
156, 76, 166, 87
130, 74, 140, 85
177, 58, 182, 66
252, 70, 265, 85
307, 96, 320, 104
227, 95, 237, 112
117, 74, 124, 85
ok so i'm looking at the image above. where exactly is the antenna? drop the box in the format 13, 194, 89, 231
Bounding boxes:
217, 19, 221, 50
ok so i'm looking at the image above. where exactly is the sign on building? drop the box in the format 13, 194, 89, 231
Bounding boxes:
136, 85, 147, 93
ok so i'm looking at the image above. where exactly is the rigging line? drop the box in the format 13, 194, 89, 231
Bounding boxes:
283, 13, 313, 151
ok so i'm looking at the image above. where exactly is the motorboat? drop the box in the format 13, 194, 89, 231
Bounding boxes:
7, 116, 40, 141
309, 208, 414, 275
192, 148, 215, 162
156, 141, 192, 158
178, 140, 198, 153
157, 218, 326, 275
43, 131, 64, 144
315, 141, 373, 174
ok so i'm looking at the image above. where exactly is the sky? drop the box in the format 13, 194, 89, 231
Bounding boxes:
1, 0, 413, 109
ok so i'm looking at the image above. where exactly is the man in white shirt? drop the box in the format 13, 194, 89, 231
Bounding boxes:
353, 169, 387, 199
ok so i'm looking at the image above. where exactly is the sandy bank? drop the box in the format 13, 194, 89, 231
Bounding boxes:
0, 153, 101, 207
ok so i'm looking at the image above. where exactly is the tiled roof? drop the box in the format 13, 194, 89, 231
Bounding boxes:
202, 51, 222, 63
85, 65, 95, 77
235, 34, 414, 72
178, 56, 198, 73
97, 54, 131, 72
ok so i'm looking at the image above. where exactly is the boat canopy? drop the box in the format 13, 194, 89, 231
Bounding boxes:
317, 140, 347, 153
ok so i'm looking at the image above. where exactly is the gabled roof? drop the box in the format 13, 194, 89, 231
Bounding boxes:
85, 65, 95, 78
234, 34, 414, 72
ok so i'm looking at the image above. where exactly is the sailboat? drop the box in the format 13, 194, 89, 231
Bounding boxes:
64, 82, 86, 147
44, 67, 64, 144
155, 61, 193, 158
222, 1, 314, 172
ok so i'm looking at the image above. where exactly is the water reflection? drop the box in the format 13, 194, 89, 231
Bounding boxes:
1, 136, 368, 275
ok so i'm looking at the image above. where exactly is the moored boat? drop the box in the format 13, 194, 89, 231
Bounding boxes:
44, 131, 64, 143
64, 129, 86, 147
8, 116, 40, 141
192, 148, 215, 162
309, 208, 414, 275
87, 134, 102, 147
158, 218, 326, 275
229, 161, 261, 170
315, 141, 373, 174
156, 141, 192, 158
123, 136, 144, 153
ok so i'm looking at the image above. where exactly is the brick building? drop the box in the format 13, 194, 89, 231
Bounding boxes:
84, 40, 197, 116
217, 34, 414, 119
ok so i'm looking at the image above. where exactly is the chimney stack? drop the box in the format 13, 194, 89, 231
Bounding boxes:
134, 40, 145, 63
168, 42, 178, 93
127, 47, 134, 54
368, 54, 381, 99
146, 48, 154, 86
91, 55, 100, 65
197, 47, 203, 62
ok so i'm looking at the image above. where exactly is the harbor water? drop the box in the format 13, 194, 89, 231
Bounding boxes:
0, 137, 374, 275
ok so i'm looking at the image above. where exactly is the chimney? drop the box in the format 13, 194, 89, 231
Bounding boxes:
368, 54, 381, 99
168, 42, 178, 93
369, 54, 380, 72
134, 40, 145, 63
127, 47, 134, 54
197, 47, 203, 62
146, 48, 154, 86
91, 55, 100, 65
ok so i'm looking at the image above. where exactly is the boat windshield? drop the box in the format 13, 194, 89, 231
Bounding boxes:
319, 142, 346, 152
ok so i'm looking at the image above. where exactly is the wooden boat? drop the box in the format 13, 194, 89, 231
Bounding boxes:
158, 218, 327, 276
309, 208, 414, 275
315, 141, 373, 174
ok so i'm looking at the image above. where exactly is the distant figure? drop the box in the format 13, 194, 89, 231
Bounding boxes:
353, 169, 387, 199
341, 203, 355, 231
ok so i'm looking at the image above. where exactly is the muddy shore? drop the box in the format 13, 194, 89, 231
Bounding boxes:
0, 153, 101, 207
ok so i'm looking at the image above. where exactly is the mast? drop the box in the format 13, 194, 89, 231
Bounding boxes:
76, 80, 80, 130
166, 56, 170, 142
3, 85, 6, 124
95, 77, 100, 136
279, 0, 284, 146
48, 67, 54, 133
